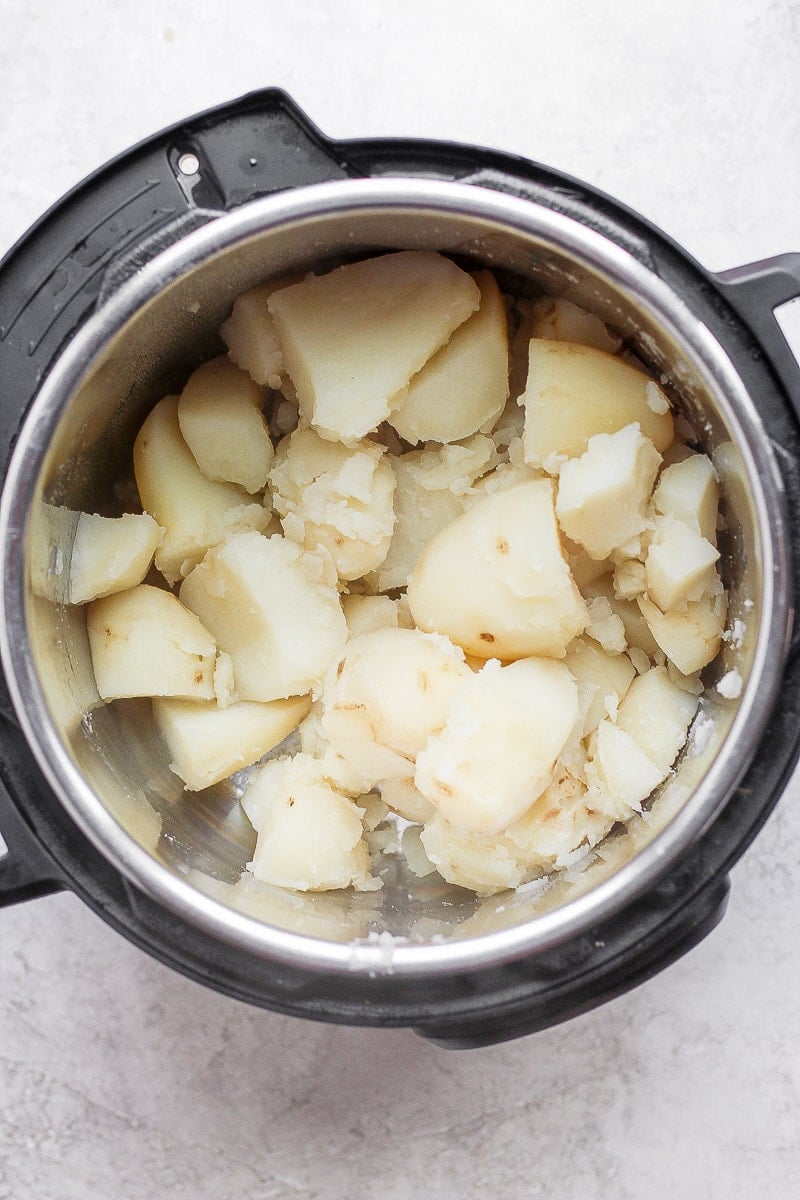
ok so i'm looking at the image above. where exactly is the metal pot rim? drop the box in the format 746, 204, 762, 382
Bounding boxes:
0, 176, 790, 977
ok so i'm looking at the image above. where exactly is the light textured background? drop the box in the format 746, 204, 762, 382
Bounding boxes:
2, 2, 800, 1197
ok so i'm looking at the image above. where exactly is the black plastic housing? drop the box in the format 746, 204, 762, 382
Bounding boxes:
2, 89, 800, 1047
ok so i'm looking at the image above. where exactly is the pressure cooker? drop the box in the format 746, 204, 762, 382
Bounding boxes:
1, 89, 799, 1048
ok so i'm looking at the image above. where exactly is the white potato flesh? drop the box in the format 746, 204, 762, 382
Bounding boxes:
414, 658, 579, 834
615, 666, 698, 775
220, 276, 299, 387
31, 505, 161, 604
584, 574, 661, 659
268, 251, 481, 441
87, 584, 216, 701
269, 426, 395, 580
613, 558, 647, 600
179, 532, 347, 702
521, 340, 674, 467
379, 777, 436, 824
645, 515, 720, 611
504, 771, 614, 866
408, 480, 588, 660
241, 755, 378, 892
562, 539, 611, 592
177, 356, 273, 494
321, 629, 470, 786
652, 453, 719, 544
590, 719, 664, 817
420, 814, 527, 895
529, 296, 621, 354
564, 638, 636, 735
638, 588, 727, 675
585, 595, 627, 655
388, 270, 509, 444
341, 594, 400, 639
133, 395, 271, 585
153, 693, 311, 790
296, 703, 373, 797
364, 447, 471, 592
555, 424, 662, 560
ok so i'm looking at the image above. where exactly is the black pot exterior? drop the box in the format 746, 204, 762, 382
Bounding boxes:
1, 88, 799, 1047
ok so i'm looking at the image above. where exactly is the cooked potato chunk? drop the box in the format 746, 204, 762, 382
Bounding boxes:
179, 532, 347, 702
133, 395, 271, 584
322, 628, 470, 785
521, 341, 674, 467
341, 594, 400, 639
615, 667, 698, 775
388, 271, 508, 444
584, 574, 661, 659
177, 356, 273, 494
503, 770, 614, 867
645, 516, 720, 611
555, 424, 662, 560
638, 588, 726, 675
366, 437, 494, 592
87, 585, 216, 700
269, 426, 395, 580
220, 276, 298, 387
379, 776, 436, 823
421, 814, 528, 894
241, 754, 378, 892
529, 296, 621, 354
564, 638, 636, 735
652, 453, 719, 544
268, 250, 480, 441
31, 505, 160, 604
415, 658, 579, 834
153, 694, 311, 791
408, 480, 588, 660
589, 719, 664, 818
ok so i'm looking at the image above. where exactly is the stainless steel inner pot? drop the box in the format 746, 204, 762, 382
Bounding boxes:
0, 178, 789, 977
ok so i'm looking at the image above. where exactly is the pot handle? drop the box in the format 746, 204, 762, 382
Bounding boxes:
415, 875, 730, 1049
716, 254, 800, 420
0, 749, 64, 907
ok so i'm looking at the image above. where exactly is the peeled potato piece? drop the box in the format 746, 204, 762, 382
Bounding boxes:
366, 437, 494, 592
267, 250, 480, 441
31, 505, 160, 605
153, 694, 311, 791
134, 395, 271, 585
521, 340, 674, 467
177, 356, 273, 494
503, 770, 614, 869
638, 588, 726, 675
420, 814, 528, 895
179, 531, 347, 702
564, 638, 636, 735
269, 426, 395, 580
615, 667, 699, 775
555, 424, 662, 560
388, 270, 509, 444
241, 754, 378, 892
341, 594, 400, 639
408, 480, 588, 660
645, 515, 720, 611
415, 658, 580, 834
379, 776, 436, 824
87, 585, 217, 701
529, 296, 621, 354
652, 454, 719, 544
220, 275, 299, 387
584, 574, 660, 659
589, 719, 664, 819
321, 628, 470, 786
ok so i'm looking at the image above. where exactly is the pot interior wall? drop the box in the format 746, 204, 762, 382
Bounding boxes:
24, 202, 761, 945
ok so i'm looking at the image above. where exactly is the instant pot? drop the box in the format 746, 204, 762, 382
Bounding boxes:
1, 89, 800, 1049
